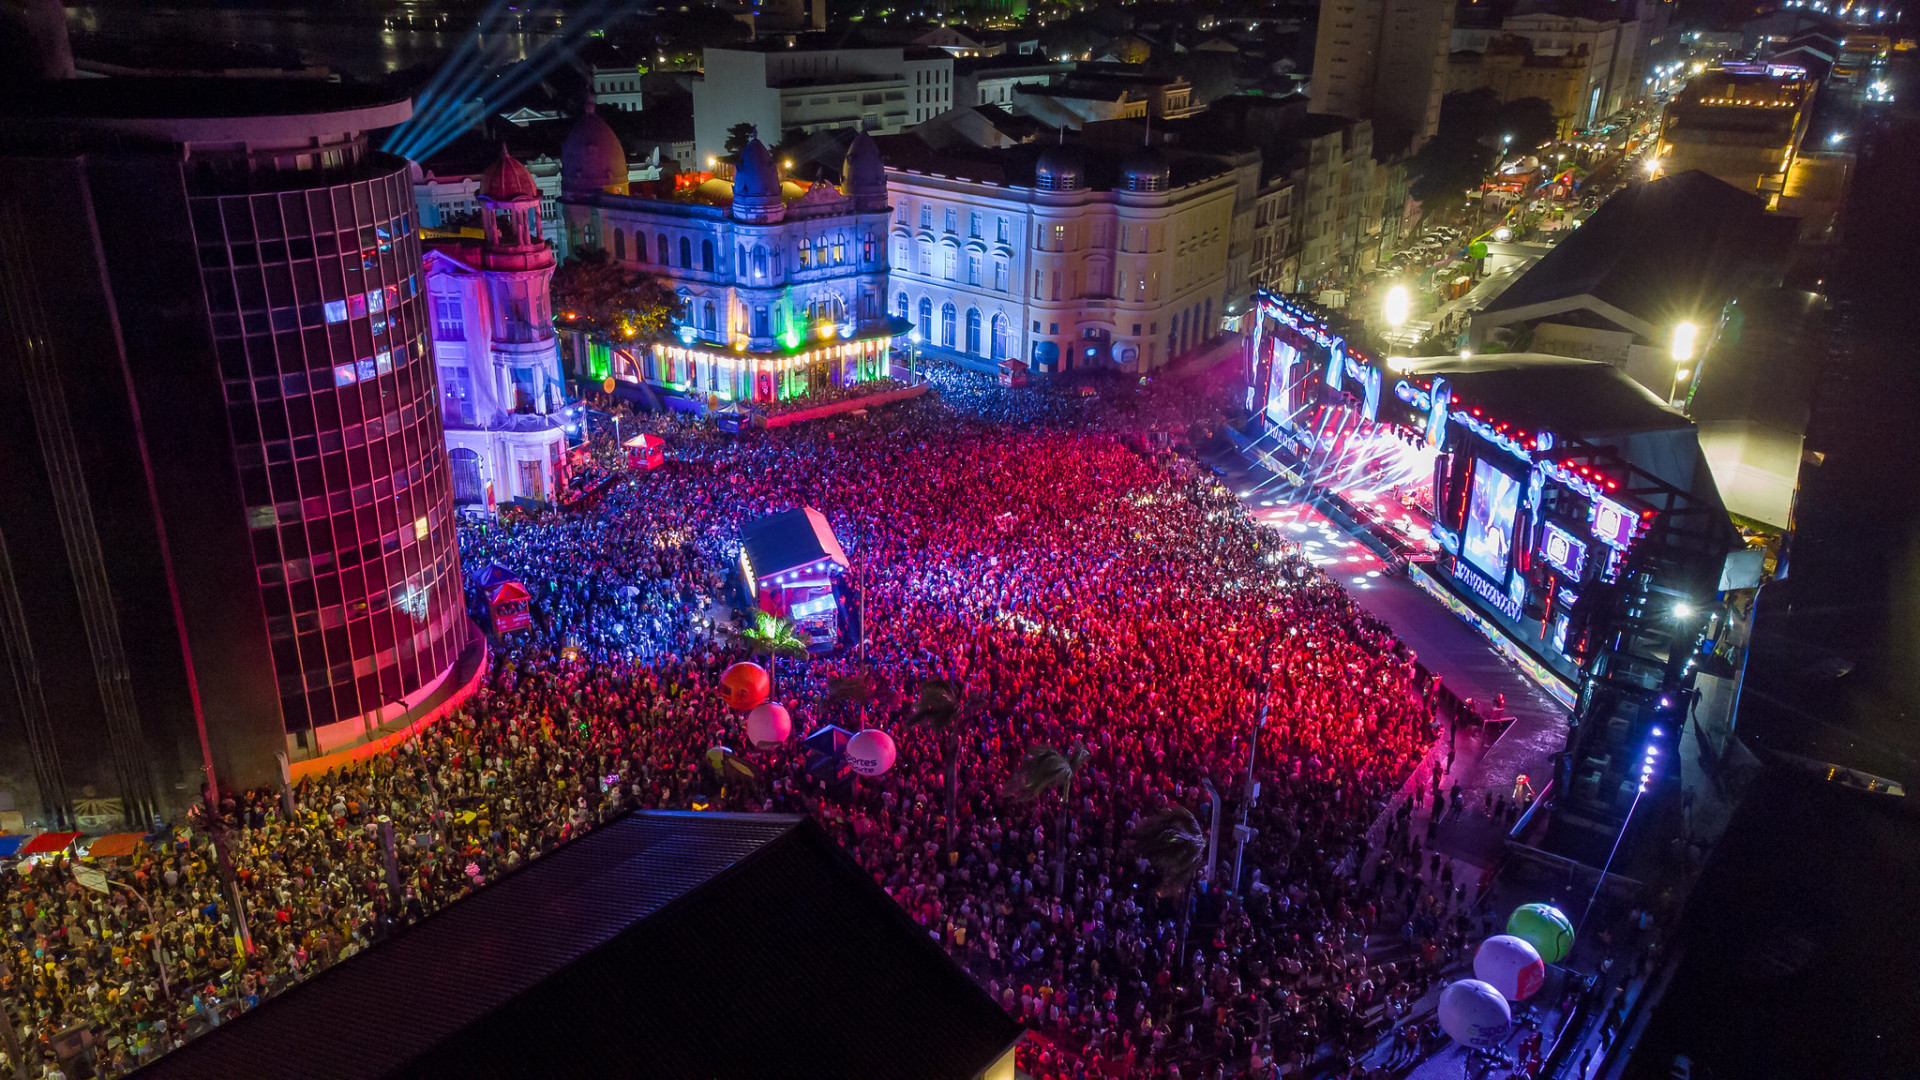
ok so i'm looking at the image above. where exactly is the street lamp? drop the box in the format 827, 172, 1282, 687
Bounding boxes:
908, 328, 922, 382
1671, 321, 1699, 363
1383, 284, 1410, 331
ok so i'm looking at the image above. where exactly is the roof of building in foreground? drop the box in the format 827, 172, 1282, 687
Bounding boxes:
130, 812, 1023, 1080
1482, 170, 1797, 324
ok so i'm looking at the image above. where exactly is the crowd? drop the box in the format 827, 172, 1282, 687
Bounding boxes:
1, 367, 1478, 1080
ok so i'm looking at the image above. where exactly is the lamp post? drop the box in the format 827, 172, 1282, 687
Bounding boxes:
1382, 283, 1410, 349
1670, 320, 1699, 405
909, 328, 922, 383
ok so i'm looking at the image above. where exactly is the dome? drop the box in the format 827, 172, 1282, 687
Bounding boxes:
840, 130, 886, 195
1120, 149, 1170, 193
733, 132, 780, 200
1034, 144, 1085, 192
561, 98, 628, 195
479, 143, 539, 202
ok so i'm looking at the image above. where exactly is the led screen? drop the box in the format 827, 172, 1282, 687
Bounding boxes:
1265, 343, 1298, 426
1590, 496, 1638, 549
1463, 458, 1521, 580
1539, 521, 1589, 580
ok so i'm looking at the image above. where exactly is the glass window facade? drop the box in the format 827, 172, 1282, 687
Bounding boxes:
193, 166, 464, 739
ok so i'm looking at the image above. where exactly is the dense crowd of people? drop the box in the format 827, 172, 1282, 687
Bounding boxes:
1, 368, 1482, 1080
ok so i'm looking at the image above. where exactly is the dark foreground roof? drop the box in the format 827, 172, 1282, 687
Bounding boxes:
133, 813, 1022, 1080
1622, 767, 1920, 1080
1482, 170, 1794, 325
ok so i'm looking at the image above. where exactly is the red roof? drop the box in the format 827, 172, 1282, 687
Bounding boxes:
20, 831, 80, 856
480, 143, 539, 202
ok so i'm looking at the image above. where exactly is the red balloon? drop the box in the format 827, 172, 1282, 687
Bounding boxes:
719, 662, 770, 710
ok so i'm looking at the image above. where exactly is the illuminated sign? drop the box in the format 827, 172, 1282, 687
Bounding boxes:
1452, 557, 1523, 622
1426, 377, 1450, 449
1345, 351, 1381, 421
1326, 341, 1345, 393
1432, 525, 1461, 553
1590, 496, 1638, 550
1540, 521, 1589, 579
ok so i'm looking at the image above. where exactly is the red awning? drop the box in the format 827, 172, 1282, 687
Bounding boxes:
623, 433, 666, 450
85, 832, 147, 858
19, 832, 80, 856
489, 580, 532, 605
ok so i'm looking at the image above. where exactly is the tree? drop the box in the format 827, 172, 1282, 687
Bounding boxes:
740, 609, 809, 695
1005, 741, 1089, 895
1498, 97, 1561, 155
721, 121, 757, 166
1136, 805, 1210, 966
903, 678, 985, 853
549, 247, 682, 343
822, 668, 876, 729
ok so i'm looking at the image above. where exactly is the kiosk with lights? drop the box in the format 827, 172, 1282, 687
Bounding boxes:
739, 507, 852, 651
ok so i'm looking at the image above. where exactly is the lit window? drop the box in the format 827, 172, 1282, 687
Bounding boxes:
348, 294, 368, 319
413, 516, 429, 540
248, 505, 278, 529
367, 289, 385, 314
334, 365, 357, 386
324, 300, 348, 323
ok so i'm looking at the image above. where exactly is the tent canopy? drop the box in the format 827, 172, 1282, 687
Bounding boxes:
741, 507, 850, 579
20, 832, 80, 856
471, 563, 518, 590
85, 833, 148, 858
622, 433, 666, 450
488, 580, 532, 605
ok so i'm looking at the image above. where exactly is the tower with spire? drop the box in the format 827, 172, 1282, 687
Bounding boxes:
421, 143, 571, 510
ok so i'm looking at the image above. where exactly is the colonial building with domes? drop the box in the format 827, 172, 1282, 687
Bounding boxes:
556, 115, 901, 407
877, 128, 1237, 377
422, 145, 571, 509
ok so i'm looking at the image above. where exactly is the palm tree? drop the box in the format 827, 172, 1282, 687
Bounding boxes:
1004, 741, 1089, 895
822, 668, 876, 727
741, 609, 809, 695
903, 678, 983, 853
1136, 806, 1209, 966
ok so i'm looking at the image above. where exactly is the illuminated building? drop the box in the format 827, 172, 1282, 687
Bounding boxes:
559, 119, 898, 404
0, 78, 480, 824
880, 131, 1235, 375
1658, 63, 1815, 206
423, 146, 570, 509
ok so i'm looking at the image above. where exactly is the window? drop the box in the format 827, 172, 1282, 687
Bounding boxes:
799, 237, 812, 267
968, 255, 981, 286
896, 203, 908, 225
995, 259, 1008, 292
918, 242, 932, 276
658, 234, 671, 264
918, 297, 933, 340
920, 204, 933, 229
863, 231, 875, 262
944, 208, 958, 233
702, 300, 717, 332
701, 239, 715, 272
439, 365, 475, 426
943, 247, 957, 281
679, 236, 692, 268
752, 245, 767, 279
753, 307, 769, 336
940, 303, 956, 348
991, 314, 1009, 361
833, 234, 846, 263
614, 229, 625, 261
324, 299, 348, 323
896, 292, 909, 321
1051, 224, 1065, 250
965, 308, 982, 354
432, 295, 463, 338
997, 217, 1010, 243
969, 211, 983, 238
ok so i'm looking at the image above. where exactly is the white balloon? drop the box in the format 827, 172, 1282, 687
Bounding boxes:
845, 728, 897, 777
745, 702, 792, 748
1438, 979, 1512, 1049
1474, 934, 1547, 1001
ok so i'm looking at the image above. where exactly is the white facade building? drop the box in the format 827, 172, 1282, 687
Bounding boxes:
423, 147, 569, 509
591, 64, 647, 112
692, 46, 955, 164
558, 114, 899, 405
885, 140, 1235, 376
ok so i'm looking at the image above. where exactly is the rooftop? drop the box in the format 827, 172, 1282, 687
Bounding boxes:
131, 812, 1021, 1080
876, 132, 1232, 191
1481, 170, 1794, 325
1396, 353, 1692, 438
0, 76, 405, 121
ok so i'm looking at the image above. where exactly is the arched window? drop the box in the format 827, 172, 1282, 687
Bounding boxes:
918, 297, 933, 341
833, 233, 846, 262
800, 237, 812, 267
702, 300, 717, 332
965, 307, 982, 354
940, 302, 956, 348
658, 233, 670, 264
701, 239, 715, 272
990, 314, 1009, 361
752, 245, 767, 280
753, 307, 768, 336
613, 228, 625, 261
679, 236, 692, 268
450, 448, 483, 504
863, 231, 876, 262
896, 292, 909, 321
738, 244, 748, 276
